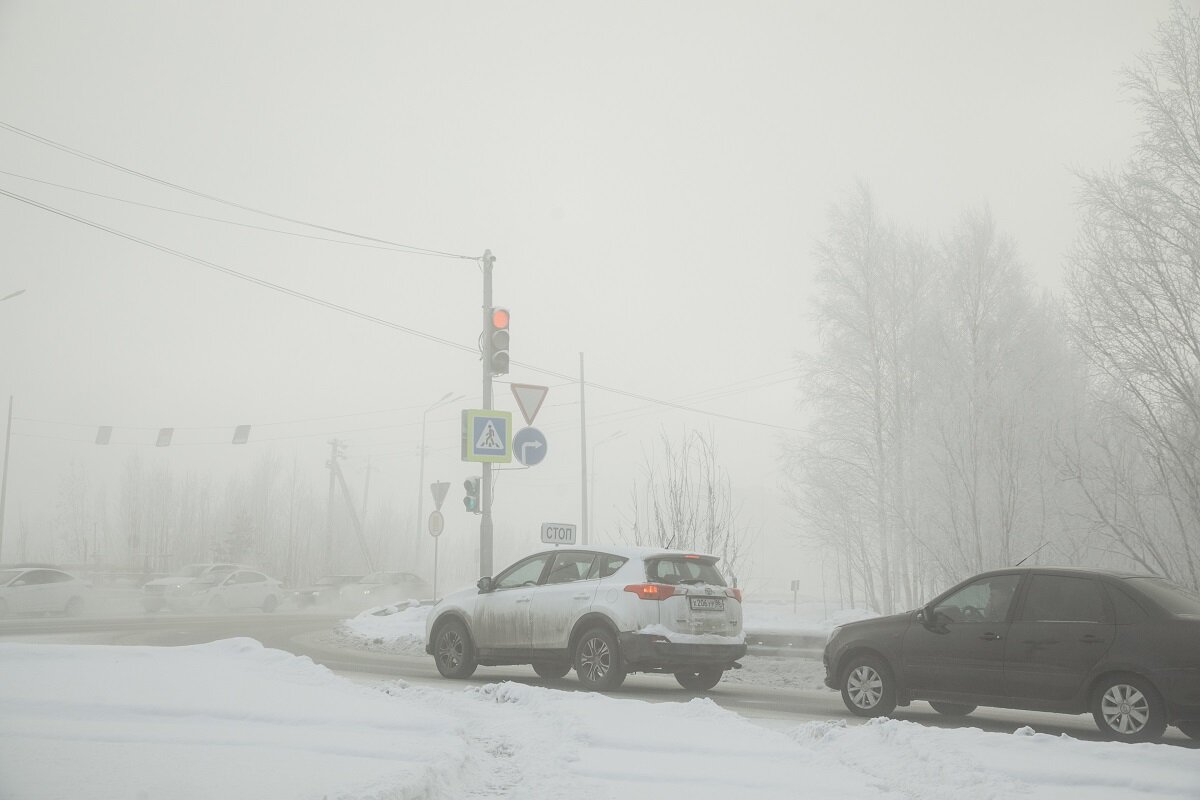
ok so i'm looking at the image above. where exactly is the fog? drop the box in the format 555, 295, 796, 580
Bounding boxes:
0, 1, 1181, 603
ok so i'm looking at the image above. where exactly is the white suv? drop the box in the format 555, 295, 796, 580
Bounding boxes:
425, 546, 745, 691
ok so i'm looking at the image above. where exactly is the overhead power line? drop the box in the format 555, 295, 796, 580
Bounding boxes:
0, 120, 475, 261
0, 187, 800, 434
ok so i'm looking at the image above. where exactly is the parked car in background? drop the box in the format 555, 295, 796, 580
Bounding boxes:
824, 567, 1200, 743
165, 568, 284, 613
142, 563, 247, 612
0, 566, 91, 617
426, 546, 745, 692
291, 574, 362, 608
339, 571, 430, 609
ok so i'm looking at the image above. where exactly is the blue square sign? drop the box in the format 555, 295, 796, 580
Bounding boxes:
461, 409, 512, 463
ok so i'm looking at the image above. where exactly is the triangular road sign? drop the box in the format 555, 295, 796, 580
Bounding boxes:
511, 383, 549, 425
431, 481, 450, 511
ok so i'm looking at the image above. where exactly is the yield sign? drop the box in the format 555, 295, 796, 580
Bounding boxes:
430, 481, 450, 511
511, 383, 549, 425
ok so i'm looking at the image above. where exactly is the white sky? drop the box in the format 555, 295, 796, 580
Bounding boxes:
2, 638, 1197, 798
0, 1, 1181, 592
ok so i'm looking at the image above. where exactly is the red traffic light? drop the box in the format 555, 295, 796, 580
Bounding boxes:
491, 307, 510, 330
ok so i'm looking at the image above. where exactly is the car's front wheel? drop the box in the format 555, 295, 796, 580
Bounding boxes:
840, 654, 897, 717
262, 595, 278, 613
675, 669, 723, 691
929, 702, 976, 717
64, 596, 84, 617
532, 661, 571, 680
433, 619, 478, 679
574, 627, 626, 691
1091, 674, 1167, 742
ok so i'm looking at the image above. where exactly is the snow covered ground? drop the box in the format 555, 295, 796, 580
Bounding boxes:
2, 638, 1197, 800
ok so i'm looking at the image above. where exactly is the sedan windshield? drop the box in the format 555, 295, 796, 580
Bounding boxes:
1125, 577, 1200, 616
0, 569, 22, 586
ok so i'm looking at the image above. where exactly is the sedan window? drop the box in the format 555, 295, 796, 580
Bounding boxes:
1018, 575, 1108, 623
0, 569, 23, 586
934, 574, 1020, 623
495, 555, 552, 590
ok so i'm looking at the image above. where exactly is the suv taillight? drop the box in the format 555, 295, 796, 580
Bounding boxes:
725, 587, 743, 603
624, 583, 676, 600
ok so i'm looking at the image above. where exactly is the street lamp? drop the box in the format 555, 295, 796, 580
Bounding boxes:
589, 430, 625, 542
416, 392, 466, 537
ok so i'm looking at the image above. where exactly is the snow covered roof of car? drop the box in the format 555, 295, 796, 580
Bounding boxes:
524, 544, 720, 562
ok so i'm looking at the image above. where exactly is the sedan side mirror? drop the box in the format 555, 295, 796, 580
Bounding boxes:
476, 576, 495, 594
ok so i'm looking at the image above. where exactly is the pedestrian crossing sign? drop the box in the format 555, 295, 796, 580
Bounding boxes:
461, 409, 513, 463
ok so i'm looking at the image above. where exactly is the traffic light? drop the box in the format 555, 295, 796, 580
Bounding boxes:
488, 307, 510, 375
463, 476, 481, 514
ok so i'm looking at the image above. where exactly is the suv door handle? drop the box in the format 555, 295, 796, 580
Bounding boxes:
979, 632, 1002, 641
516, 597, 531, 604
572, 593, 590, 600
1080, 634, 1106, 644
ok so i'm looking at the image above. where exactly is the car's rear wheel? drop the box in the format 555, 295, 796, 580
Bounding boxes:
929, 702, 976, 717
1091, 674, 1167, 742
0, 599, 7, 618
207, 595, 225, 613
433, 619, 478, 679
1176, 721, 1200, 741
262, 595, 278, 613
840, 654, 896, 717
64, 596, 84, 617
574, 627, 626, 691
532, 661, 571, 680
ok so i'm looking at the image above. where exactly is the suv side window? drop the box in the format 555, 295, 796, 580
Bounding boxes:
545, 553, 597, 585
495, 555, 552, 590
1018, 575, 1108, 623
587, 555, 628, 579
934, 574, 1021, 623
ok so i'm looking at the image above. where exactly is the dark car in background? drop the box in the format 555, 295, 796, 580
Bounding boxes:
823, 567, 1200, 742
338, 571, 430, 610
291, 575, 362, 608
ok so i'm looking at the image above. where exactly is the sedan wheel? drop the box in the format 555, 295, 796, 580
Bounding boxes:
574, 627, 626, 691
840, 654, 896, 717
65, 597, 85, 617
675, 669, 723, 692
1091, 675, 1166, 742
262, 595, 278, 613
433, 620, 477, 679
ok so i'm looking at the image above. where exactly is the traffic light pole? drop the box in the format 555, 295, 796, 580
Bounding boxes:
480, 250, 496, 578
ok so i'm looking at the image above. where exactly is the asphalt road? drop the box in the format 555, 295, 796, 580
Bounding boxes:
1, 611, 1195, 747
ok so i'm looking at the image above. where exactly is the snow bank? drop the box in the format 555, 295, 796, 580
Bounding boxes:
334, 601, 431, 655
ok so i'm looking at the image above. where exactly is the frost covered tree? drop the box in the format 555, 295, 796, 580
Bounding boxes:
1066, 2, 1200, 588
618, 429, 752, 585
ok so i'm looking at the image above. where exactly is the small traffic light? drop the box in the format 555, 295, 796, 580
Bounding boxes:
488, 307, 510, 375
463, 476, 481, 514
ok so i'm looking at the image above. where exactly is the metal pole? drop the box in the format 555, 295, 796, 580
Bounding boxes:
580, 353, 588, 546
480, 250, 495, 577
433, 536, 439, 602
0, 396, 12, 562
325, 439, 339, 572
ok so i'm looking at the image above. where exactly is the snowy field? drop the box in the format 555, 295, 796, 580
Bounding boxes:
2, 638, 1197, 800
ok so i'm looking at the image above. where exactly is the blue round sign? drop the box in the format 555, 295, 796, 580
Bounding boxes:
513, 427, 547, 466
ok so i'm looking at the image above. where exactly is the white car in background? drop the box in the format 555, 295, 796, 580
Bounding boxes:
0, 566, 91, 617
425, 546, 745, 691
165, 568, 284, 613
141, 563, 248, 612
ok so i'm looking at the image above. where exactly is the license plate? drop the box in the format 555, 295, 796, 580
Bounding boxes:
689, 596, 724, 611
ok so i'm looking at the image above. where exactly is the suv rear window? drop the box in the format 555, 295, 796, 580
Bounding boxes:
645, 557, 726, 587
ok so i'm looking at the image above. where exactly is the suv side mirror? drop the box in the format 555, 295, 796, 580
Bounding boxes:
476, 576, 495, 594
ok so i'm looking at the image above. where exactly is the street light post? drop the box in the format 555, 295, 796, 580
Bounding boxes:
588, 430, 625, 543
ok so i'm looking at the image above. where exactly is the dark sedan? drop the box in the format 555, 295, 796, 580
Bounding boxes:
291, 575, 363, 608
823, 567, 1200, 742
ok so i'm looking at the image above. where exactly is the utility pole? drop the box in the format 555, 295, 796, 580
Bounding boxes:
579, 354, 589, 546
325, 439, 342, 572
0, 396, 12, 563
480, 250, 495, 577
